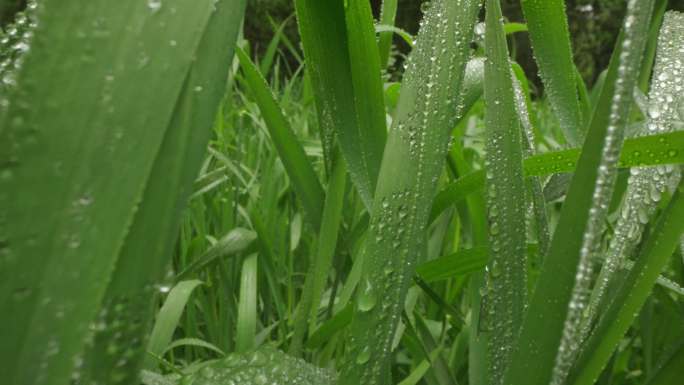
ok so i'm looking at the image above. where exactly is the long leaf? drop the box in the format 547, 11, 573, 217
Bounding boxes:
236, 47, 325, 229
145, 280, 204, 368
294, 0, 387, 209
504, 1, 656, 384
290, 155, 347, 354
430, 130, 684, 222
0, 1, 235, 384
568, 179, 684, 385
378, 0, 399, 67
83, 3, 247, 381
339, 1, 480, 383
481, 2, 528, 383
520, 0, 583, 145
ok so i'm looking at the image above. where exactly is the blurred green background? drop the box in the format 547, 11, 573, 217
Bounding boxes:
3, 0, 684, 90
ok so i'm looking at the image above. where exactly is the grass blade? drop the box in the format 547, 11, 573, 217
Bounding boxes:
0, 1, 236, 383
236, 47, 325, 228
585, 9, 684, 338
481, 2, 528, 383
431, 130, 684, 221
290, 156, 347, 354
568, 179, 684, 385
339, 0, 480, 383
503, 1, 656, 384
343, 0, 388, 207
378, 0, 399, 67
145, 280, 204, 368
643, 342, 684, 385
520, 0, 583, 145
82, 2, 246, 380
236, 253, 258, 353
294, 0, 386, 209
416, 247, 489, 283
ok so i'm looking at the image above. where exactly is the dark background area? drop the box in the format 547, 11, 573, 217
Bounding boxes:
3, 0, 684, 92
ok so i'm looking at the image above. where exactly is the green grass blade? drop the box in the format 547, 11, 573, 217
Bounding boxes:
306, 304, 353, 349
175, 228, 256, 281
294, 0, 387, 209
416, 247, 489, 283
82, 2, 246, 378
339, 0, 480, 383
145, 280, 204, 369
585, 9, 684, 340
551, 2, 656, 383
504, 1, 656, 384
176, 345, 337, 385
0, 1, 235, 383
520, 0, 582, 145
236, 47, 325, 228
378, 0, 399, 67
290, 156, 347, 354
568, 179, 684, 385
643, 342, 684, 385
431, 130, 684, 221
236, 253, 258, 353
343, 0, 388, 205
482, 2, 528, 383
162, 337, 226, 357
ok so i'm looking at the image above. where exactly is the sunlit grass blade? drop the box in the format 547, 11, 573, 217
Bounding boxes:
481, 2, 528, 383
0, 1, 240, 384
551, 1, 656, 383
236, 253, 258, 353
339, 0, 480, 383
568, 179, 684, 385
145, 280, 204, 369
294, 0, 386, 209
236, 47, 324, 228
638, 0, 669, 92
520, 0, 583, 145
504, 1, 656, 384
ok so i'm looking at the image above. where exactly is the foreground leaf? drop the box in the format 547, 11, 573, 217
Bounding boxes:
0, 1, 243, 384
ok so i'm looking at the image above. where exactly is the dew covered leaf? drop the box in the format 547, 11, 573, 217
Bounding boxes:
173, 345, 337, 385
0, 1, 244, 384
339, 0, 480, 383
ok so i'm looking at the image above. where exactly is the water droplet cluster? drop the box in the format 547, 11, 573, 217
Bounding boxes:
0, 0, 38, 108
551, 2, 666, 384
